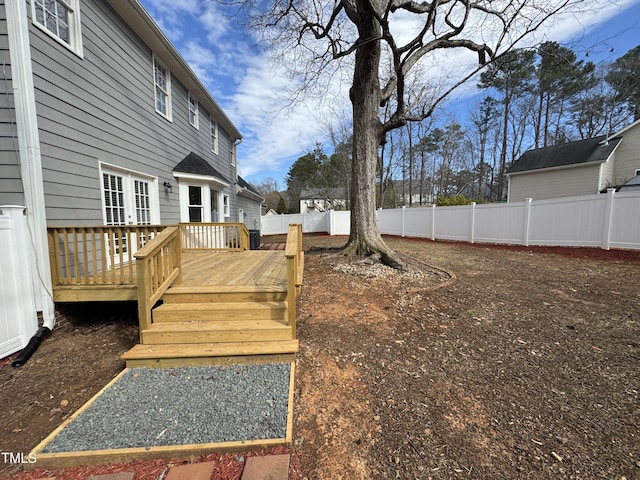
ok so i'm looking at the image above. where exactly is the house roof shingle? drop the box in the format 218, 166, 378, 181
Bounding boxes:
172, 152, 230, 184
507, 135, 622, 174
237, 175, 260, 196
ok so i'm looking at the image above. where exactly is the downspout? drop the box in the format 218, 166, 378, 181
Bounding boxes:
6, 0, 55, 331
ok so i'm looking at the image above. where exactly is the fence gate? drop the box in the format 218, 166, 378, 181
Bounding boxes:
0, 206, 37, 359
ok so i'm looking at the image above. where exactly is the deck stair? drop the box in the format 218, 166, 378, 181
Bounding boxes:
122, 283, 298, 367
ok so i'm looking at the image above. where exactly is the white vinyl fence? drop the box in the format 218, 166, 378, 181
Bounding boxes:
0, 206, 38, 359
261, 190, 640, 250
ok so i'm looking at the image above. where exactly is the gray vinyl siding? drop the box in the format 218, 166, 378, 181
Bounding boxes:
599, 152, 615, 190
0, 3, 24, 206
26, 0, 243, 225
236, 195, 262, 232
508, 163, 602, 202
613, 122, 640, 183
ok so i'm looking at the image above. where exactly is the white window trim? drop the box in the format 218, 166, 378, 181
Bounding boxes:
188, 93, 199, 129
210, 119, 219, 154
177, 181, 225, 223
31, 0, 84, 58
99, 162, 160, 225
223, 194, 230, 218
153, 54, 172, 121
635, 168, 640, 177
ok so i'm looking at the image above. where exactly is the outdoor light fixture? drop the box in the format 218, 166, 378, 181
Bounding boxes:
163, 181, 173, 192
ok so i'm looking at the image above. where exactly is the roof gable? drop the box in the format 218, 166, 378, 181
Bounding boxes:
508, 136, 622, 174
173, 152, 230, 184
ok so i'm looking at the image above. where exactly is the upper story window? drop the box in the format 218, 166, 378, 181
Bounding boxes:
230, 143, 236, 167
153, 55, 172, 120
188, 94, 199, 129
32, 0, 83, 57
210, 119, 218, 154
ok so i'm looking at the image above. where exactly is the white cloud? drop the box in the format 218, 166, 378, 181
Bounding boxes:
139, 0, 640, 185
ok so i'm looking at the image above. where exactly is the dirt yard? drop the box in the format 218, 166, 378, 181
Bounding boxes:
1, 235, 639, 479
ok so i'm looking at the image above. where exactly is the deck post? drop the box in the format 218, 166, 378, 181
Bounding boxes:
284, 223, 303, 339
136, 257, 151, 342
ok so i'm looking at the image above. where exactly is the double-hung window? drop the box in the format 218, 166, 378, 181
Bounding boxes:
153, 55, 172, 120
32, 0, 83, 57
188, 94, 199, 129
210, 119, 218, 154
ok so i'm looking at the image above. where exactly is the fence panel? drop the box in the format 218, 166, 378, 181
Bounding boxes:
528, 195, 606, 247
610, 191, 640, 249
302, 213, 329, 233
378, 208, 403, 236
403, 207, 433, 238
0, 206, 37, 358
433, 205, 472, 241
330, 211, 351, 235
474, 202, 526, 244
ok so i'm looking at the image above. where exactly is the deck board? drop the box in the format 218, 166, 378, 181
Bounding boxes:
180, 251, 287, 288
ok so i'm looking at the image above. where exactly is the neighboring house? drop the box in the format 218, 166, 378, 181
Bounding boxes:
299, 188, 348, 213
619, 174, 640, 192
456, 182, 493, 202
0, 0, 261, 324
507, 119, 640, 202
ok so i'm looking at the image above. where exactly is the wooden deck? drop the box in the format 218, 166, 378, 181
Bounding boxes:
48, 223, 303, 366
180, 250, 287, 289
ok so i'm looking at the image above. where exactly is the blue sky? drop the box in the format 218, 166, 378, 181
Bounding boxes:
139, 0, 640, 189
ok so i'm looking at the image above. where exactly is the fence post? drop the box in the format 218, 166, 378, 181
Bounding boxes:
523, 198, 532, 246
469, 202, 476, 243
601, 188, 615, 250
377, 208, 382, 233
401, 206, 406, 237
431, 204, 436, 241
329, 209, 334, 235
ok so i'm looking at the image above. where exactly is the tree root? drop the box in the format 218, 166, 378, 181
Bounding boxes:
341, 236, 405, 270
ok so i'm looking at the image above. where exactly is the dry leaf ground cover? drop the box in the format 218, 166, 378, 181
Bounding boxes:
1, 234, 639, 479
291, 235, 640, 479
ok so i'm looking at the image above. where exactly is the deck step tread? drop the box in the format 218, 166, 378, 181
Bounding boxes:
155, 301, 287, 312
143, 319, 290, 332
165, 285, 287, 294
122, 340, 299, 360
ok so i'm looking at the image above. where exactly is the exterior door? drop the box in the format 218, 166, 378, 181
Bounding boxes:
101, 168, 157, 266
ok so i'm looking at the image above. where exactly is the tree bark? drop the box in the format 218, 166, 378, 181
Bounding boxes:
341, 1, 403, 269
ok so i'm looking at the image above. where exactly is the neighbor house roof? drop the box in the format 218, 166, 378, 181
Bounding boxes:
620, 175, 640, 191
507, 135, 622, 175
105, 0, 242, 141
173, 152, 230, 185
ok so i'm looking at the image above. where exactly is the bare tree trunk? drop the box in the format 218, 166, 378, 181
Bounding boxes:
342, 6, 402, 268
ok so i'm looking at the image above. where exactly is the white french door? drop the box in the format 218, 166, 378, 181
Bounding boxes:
101, 165, 159, 266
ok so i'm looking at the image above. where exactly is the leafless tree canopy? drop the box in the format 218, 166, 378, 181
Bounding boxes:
246, 0, 591, 133
221, 0, 597, 266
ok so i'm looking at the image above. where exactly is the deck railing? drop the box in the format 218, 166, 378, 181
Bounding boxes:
134, 226, 182, 338
180, 222, 250, 251
47, 225, 167, 286
284, 223, 303, 338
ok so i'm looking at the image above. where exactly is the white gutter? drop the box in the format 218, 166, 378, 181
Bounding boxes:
5, 0, 55, 329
